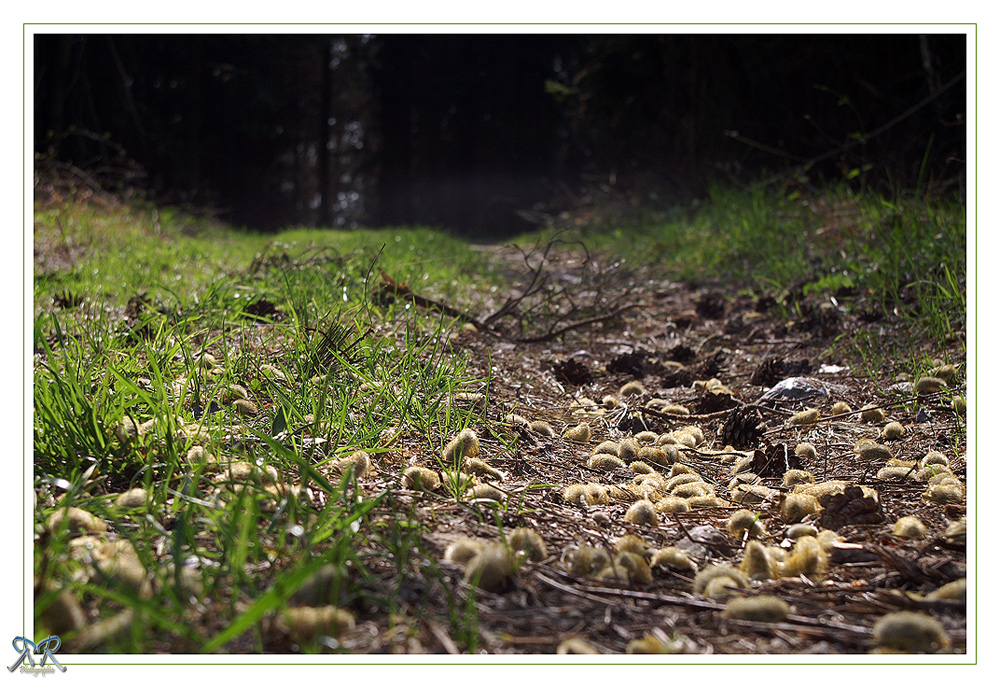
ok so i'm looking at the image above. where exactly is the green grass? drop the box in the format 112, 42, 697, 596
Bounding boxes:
31, 182, 966, 652
521, 183, 966, 363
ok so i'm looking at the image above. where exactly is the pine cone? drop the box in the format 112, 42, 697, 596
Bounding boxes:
718, 407, 763, 450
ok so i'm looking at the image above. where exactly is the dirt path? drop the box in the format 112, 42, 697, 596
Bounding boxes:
366, 243, 967, 655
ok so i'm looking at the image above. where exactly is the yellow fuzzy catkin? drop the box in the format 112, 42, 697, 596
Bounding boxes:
830, 401, 852, 416
563, 483, 611, 506
693, 565, 747, 595
727, 509, 765, 538
794, 443, 818, 460
634, 431, 659, 445
464, 544, 513, 592
917, 465, 956, 482
722, 595, 790, 622
664, 472, 702, 491
233, 398, 259, 417
610, 551, 653, 584
816, 529, 843, 552
703, 575, 745, 600
626, 632, 684, 654
602, 394, 620, 409
780, 535, 828, 580
615, 534, 652, 557
557, 638, 601, 654
876, 466, 917, 481
781, 469, 816, 487
637, 446, 674, 467
913, 376, 948, 395
505, 413, 531, 429
563, 422, 592, 443
739, 540, 778, 581
629, 461, 656, 475
528, 420, 555, 437
681, 426, 705, 446
789, 408, 821, 427
508, 527, 548, 562
445, 539, 484, 565
780, 493, 821, 523
859, 404, 885, 423
892, 516, 927, 539
587, 454, 626, 471
47, 507, 107, 536
786, 523, 819, 539
402, 466, 440, 491
465, 484, 505, 502
566, 545, 611, 576
926, 579, 966, 602
882, 421, 906, 440
281, 606, 355, 640
651, 547, 696, 572
929, 364, 958, 384
655, 496, 690, 513
619, 438, 641, 461
731, 483, 779, 504
689, 495, 730, 508
728, 472, 761, 489
922, 482, 964, 505
672, 482, 713, 499
673, 431, 697, 448
114, 488, 147, 509
443, 428, 480, 462
464, 457, 503, 480
872, 611, 950, 653
943, 518, 966, 545
793, 480, 847, 499
593, 440, 620, 456
625, 499, 659, 526
338, 450, 372, 479
619, 380, 646, 397
921, 451, 950, 469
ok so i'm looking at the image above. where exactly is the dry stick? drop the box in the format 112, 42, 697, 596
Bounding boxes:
377, 268, 481, 326
538, 573, 872, 637
514, 303, 647, 344
377, 266, 644, 344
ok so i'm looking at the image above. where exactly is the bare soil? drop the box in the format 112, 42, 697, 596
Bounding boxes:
346, 241, 967, 655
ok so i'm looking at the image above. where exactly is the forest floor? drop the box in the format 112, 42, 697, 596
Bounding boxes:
31, 185, 968, 658
342, 240, 968, 655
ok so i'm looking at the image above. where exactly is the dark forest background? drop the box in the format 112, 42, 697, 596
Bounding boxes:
33, 33, 966, 238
